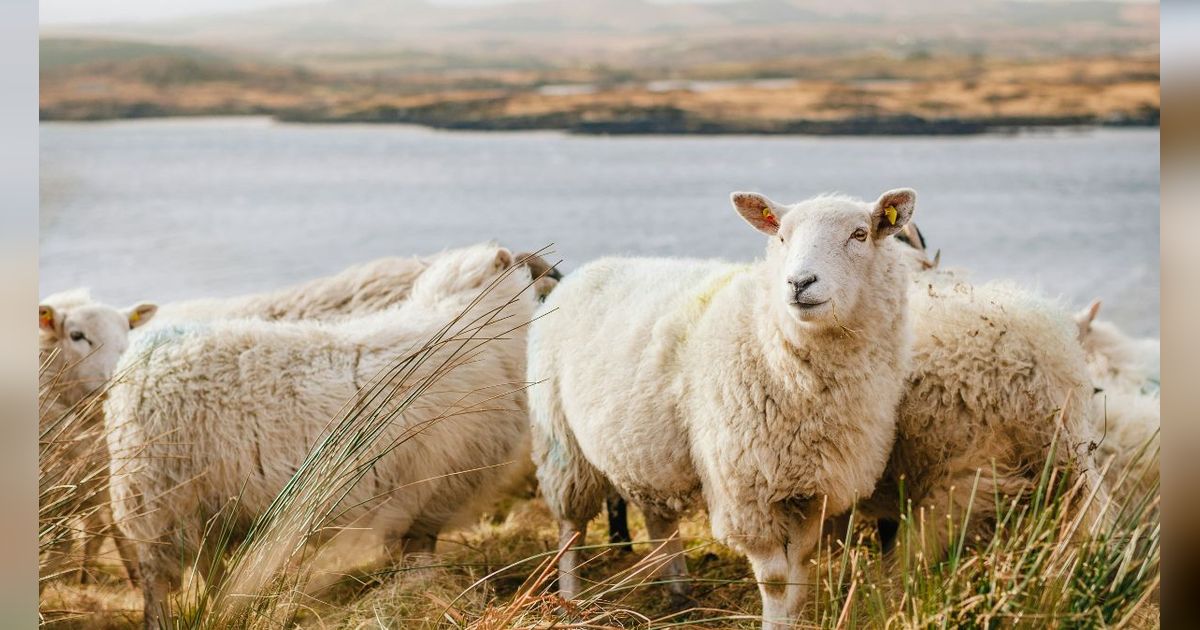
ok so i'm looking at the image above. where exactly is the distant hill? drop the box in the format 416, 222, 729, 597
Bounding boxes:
43, 0, 1159, 69
40, 38, 226, 70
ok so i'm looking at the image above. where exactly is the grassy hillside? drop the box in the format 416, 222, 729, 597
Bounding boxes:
39, 38, 224, 70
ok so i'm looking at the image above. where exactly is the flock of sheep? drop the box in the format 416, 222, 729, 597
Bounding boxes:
39, 188, 1159, 629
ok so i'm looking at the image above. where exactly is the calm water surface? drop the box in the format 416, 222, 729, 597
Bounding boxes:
40, 118, 1160, 335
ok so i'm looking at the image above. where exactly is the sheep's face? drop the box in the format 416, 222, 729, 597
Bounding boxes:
732, 189, 915, 329
39, 298, 157, 400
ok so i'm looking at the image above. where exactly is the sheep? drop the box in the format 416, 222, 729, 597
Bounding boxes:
849, 238, 1109, 561
153, 247, 560, 324
1074, 301, 1159, 502
39, 289, 157, 587
529, 189, 918, 628
104, 244, 539, 628
144, 244, 558, 543
1075, 300, 1160, 395
133, 244, 557, 570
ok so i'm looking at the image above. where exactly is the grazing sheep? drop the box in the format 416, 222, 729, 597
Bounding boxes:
1075, 300, 1160, 395
1075, 301, 1159, 501
153, 247, 559, 324
529, 189, 918, 628
852, 247, 1108, 560
39, 289, 157, 586
105, 244, 538, 628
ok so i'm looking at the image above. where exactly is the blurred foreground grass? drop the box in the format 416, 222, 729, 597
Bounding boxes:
41, 465, 1159, 629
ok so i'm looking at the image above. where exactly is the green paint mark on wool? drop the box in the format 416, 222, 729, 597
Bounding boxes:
674, 265, 753, 347
692, 265, 751, 311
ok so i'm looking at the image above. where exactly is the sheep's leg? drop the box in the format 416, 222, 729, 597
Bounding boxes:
140, 571, 172, 630
746, 546, 792, 630
84, 504, 141, 587
747, 513, 822, 630
78, 514, 106, 584
114, 534, 141, 587
877, 518, 900, 554
557, 519, 588, 600
643, 511, 693, 607
196, 540, 226, 593
137, 539, 183, 630
605, 495, 632, 550
782, 514, 823, 619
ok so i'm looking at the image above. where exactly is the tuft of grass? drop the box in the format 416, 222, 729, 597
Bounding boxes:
40, 349, 138, 613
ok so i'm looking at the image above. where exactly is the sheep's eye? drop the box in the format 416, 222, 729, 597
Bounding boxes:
852, 228, 868, 241
69, 331, 86, 342
778, 235, 785, 244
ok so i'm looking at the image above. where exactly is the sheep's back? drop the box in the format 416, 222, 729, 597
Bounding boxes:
894, 279, 1095, 499
106, 321, 360, 531
152, 256, 430, 324
110, 296, 533, 541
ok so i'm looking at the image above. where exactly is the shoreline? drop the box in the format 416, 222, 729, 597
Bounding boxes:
39, 109, 1159, 136
40, 50, 1160, 137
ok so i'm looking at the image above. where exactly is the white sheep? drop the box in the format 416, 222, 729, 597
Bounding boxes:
529, 189, 917, 628
848, 241, 1109, 560
1075, 300, 1160, 395
153, 247, 558, 324
1074, 301, 1159, 502
39, 289, 157, 586
104, 244, 539, 627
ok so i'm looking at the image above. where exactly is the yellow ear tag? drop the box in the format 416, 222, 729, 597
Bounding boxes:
39, 312, 52, 328
885, 205, 898, 226
761, 208, 779, 228
130, 311, 140, 323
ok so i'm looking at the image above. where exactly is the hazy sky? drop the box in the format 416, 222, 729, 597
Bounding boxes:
38, 0, 1153, 25
39, 0, 550, 24
40, 0, 747, 24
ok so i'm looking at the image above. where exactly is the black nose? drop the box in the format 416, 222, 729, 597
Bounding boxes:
789, 274, 818, 298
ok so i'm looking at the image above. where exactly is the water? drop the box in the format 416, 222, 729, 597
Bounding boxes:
40, 118, 1160, 336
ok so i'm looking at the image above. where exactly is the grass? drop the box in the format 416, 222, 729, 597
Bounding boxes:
39, 263, 1159, 628
41, 439, 1160, 628
39, 350, 127, 593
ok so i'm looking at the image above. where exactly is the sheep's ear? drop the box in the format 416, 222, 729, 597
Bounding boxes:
493, 248, 514, 272
1075, 299, 1101, 339
871, 188, 916, 239
515, 252, 563, 281
38, 304, 58, 335
125, 303, 157, 329
731, 192, 787, 236
896, 222, 926, 252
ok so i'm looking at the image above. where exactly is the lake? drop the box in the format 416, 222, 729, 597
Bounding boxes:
40, 118, 1160, 336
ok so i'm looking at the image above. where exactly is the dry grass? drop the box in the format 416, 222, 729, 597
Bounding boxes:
41, 451, 1159, 629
